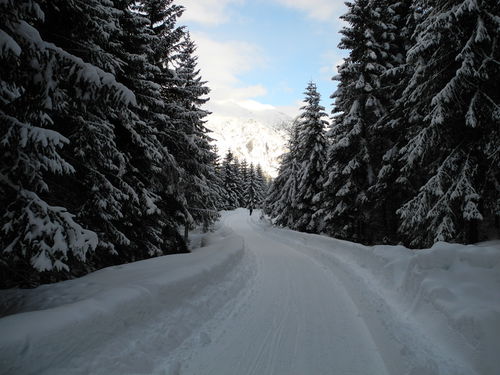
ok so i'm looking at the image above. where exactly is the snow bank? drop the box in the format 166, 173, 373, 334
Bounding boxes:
0, 222, 246, 374
256, 218, 500, 375
389, 241, 500, 374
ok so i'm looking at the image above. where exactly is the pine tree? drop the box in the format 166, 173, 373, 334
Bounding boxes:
240, 159, 249, 207
221, 150, 241, 210
254, 164, 267, 207
232, 158, 246, 207
245, 164, 259, 210
210, 144, 227, 211
142, 0, 184, 71
38, 0, 142, 263
265, 122, 301, 227
322, 0, 395, 242
170, 33, 220, 232
139, 0, 195, 253
367, 0, 418, 243
142, 1, 224, 240
290, 82, 328, 233
397, 0, 500, 246
105, 0, 184, 261
0, 0, 135, 286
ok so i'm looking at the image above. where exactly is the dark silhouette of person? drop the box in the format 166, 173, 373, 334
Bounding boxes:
249, 206, 253, 216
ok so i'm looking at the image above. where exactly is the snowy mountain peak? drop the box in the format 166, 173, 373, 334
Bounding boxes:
206, 101, 293, 178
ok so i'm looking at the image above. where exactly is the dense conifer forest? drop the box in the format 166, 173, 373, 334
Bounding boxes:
266, 0, 499, 247
0, 0, 267, 287
1, 0, 498, 288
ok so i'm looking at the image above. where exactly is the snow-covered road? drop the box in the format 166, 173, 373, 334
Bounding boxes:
176, 209, 388, 375
1, 209, 498, 375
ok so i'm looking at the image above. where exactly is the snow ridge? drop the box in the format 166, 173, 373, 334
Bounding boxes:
0, 223, 250, 374
255, 217, 500, 375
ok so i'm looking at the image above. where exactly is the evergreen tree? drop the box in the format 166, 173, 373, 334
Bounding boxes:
221, 150, 241, 210
322, 0, 395, 242
107, 0, 185, 261
40, 0, 142, 263
245, 164, 259, 210
0, 0, 135, 286
142, 0, 184, 72
240, 159, 249, 207
397, 0, 500, 246
367, 0, 418, 243
233, 158, 246, 207
210, 145, 228, 211
254, 164, 267, 207
168, 33, 220, 232
0, 0, 228, 287
265, 122, 301, 227
264, 121, 298, 227
293, 82, 328, 233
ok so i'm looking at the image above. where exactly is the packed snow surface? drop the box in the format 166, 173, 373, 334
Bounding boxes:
0, 209, 499, 375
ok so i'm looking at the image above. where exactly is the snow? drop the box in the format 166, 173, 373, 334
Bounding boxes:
205, 103, 292, 178
0, 221, 246, 374
0, 29, 22, 57
1, 210, 499, 374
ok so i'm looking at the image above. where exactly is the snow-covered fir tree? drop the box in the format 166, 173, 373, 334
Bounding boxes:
221, 150, 242, 210
147, 2, 228, 236
106, 0, 185, 262
243, 163, 266, 210
169, 33, 221, 232
322, 0, 397, 242
396, 0, 500, 246
0, 0, 135, 286
232, 159, 246, 207
245, 164, 259, 210
40, 0, 141, 265
254, 164, 268, 207
210, 144, 228, 211
240, 159, 249, 207
293, 82, 328, 233
139, 0, 197, 253
0, 0, 223, 287
265, 122, 301, 227
366, 0, 418, 242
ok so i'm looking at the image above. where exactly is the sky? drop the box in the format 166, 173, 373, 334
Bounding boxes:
178, 0, 347, 119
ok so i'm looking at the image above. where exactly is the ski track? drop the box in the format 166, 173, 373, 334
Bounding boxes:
4, 209, 482, 375
169, 210, 389, 375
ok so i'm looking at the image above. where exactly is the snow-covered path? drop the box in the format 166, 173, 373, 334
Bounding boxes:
1, 209, 498, 375
177, 209, 388, 375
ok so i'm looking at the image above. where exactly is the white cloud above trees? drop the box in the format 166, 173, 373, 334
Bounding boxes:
178, 0, 242, 26
190, 32, 267, 102
179, 0, 345, 118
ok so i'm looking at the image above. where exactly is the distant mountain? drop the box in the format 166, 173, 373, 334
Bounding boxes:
206, 101, 294, 178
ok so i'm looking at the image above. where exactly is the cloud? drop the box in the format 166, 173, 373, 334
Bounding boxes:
190, 31, 268, 104
182, 1, 345, 118
178, 0, 242, 26
319, 49, 347, 80
272, 0, 344, 22
179, 0, 345, 26
238, 99, 276, 112
276, 101, 302, 119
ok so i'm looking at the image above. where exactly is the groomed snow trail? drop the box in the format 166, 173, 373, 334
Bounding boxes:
2, 208, 486, 375
166, 209, 389, 375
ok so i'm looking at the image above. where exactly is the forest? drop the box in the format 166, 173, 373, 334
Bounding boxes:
1, 0, 499, 288
266, 0, 499, 248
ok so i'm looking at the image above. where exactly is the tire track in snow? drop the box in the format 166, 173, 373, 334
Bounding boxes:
174, 209, 389, 375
